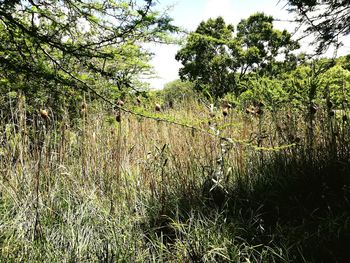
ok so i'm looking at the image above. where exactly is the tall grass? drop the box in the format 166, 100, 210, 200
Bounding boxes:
1, 95, 350, 262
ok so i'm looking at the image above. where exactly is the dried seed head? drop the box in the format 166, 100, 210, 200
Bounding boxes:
39, 109, 48, 119
255, 107, 263, 115
309, 104, 317, 115
246, 105, 262, 116
222, 102, 232, 109
209, 104, 214, 112
155, 103, 161, 112
115, 111, 121, 122
81, 102, 87, 112
117, 100, 124, 107
246, 105, 256, 114
209, 104, 215, 118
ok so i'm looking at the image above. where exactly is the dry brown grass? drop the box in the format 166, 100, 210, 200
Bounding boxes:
1, 96, 350, 262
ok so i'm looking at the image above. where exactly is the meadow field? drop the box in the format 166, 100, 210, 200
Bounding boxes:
1, 1, 350, 262
1, 95, 349, 262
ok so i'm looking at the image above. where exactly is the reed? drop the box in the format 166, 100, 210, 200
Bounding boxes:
1, 94, 349, 262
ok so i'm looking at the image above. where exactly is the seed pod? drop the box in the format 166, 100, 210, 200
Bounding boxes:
39, 109, 48, 119
117, 100, 124, 107
209, 104, 215, 117
309, 104, 317, 115
255, 107, 263, 115
81, 102, 87, 113
191, 127, 195, 137
246, 105, 257, 115
155, 103, 161, 112
222, 102, 232, 109
115, 111, 121, 122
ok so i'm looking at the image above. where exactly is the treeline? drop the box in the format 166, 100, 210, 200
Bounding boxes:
158, 13, 350, 115
158, 55, 350, 114
0, 1, 349, 124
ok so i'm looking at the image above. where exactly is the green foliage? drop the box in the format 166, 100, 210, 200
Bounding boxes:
279, 57, 350, 109
282, 65, 313, 108
236, 13, 300, 78
232, 55, 350, 113
0, 0, 177, 117
2, 76, 350, 262
176, 13, 299, 99
158, 79, 198, 107
238, 77, 289, 109
321, 65, 350, 108
175, 17, 236, 98
1, 3, 350, 260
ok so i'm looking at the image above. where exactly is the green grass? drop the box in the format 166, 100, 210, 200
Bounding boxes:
1, 99, 350, 262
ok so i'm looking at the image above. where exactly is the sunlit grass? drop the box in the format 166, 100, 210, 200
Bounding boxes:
1, 97, 350, 262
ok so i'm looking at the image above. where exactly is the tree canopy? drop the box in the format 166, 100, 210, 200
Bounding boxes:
0, 0, 177, 112
175, 13, 299, 98
236, 13, 300, 77
175, 17, 236, 98
286, 0, 350, 53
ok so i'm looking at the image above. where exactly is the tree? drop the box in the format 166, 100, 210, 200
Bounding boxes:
286, 0, 350, 53
160, 79, 197, 106
175, 13, 299, 98
236, 13, 300, 78
175, 17, 237, 98
0, 0, 177, 114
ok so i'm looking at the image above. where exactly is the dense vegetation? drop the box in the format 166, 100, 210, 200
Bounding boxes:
1, 0, 350, 262
175, 14, 299, 98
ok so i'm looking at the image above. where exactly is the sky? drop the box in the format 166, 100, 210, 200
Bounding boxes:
145, 0, 350, 89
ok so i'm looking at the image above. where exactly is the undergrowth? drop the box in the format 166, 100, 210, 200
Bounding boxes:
1, 96, 350, 262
